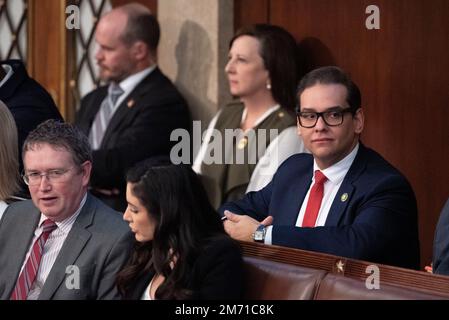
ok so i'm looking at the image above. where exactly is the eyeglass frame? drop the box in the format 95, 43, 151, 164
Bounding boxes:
296, 106, 358, 128
22, 166, 81, 186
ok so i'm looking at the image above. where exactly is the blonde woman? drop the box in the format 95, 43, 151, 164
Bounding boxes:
0, 100, 21, 221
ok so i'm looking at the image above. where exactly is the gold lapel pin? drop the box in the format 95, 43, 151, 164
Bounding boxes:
278, 111, 285, 118
341, 193, 349, 202
237, 136, 248, 149
127, 99, 135, 108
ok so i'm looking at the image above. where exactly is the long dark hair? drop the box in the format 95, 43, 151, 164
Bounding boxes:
230, 24, 300, 111
116, 160, 226, 299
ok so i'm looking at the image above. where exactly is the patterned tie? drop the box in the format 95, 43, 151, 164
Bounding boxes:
302, 170, 328, 227
10, 219, 57, 300
89, 83, 124, 149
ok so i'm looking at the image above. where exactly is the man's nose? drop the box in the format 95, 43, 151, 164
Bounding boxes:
38, 175, 52, 190
314, 115, 328, 131
95, 48, 103, 61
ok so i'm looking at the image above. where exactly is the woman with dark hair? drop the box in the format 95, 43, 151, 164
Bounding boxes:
193, 24, 307, 208
117, 161, 244, 300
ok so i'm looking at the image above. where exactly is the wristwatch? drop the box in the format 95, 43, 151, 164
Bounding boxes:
253, 224, 266, 243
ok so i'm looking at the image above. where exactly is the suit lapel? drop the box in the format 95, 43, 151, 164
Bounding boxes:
82, 89, 107, 135
38, 195, 96, 299
325, 145, 367, 226
286, 170, 313, 225
3, 207, 40, 296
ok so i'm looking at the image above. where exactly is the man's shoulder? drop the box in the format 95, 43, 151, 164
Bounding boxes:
137, 68, 186, 103
84, 194, 130, 234
359, 145, 407, 176
354, 145, 413, 190
278, 152, 314, 171
1, 63, 59, 113
6, 199, 36, 212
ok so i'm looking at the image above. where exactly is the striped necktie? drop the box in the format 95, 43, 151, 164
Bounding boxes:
89, 83, 124, 150
10, 219, 57, 300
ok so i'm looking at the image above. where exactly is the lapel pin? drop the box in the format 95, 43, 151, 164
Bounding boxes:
278, 111, 285, 118
237, 136, 248, 150
341, 193, 349, 202
127, 99, 135, 108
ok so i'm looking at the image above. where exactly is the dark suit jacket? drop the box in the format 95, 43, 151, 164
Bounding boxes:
0, 59, 63, 161
0, 193, 134, 300
220, 144, 420, 269
124, 236, 244, 300
76, 68, 190, 194
433, 198, 449, 275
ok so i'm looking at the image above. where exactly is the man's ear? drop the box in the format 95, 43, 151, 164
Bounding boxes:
296, 118, 303, 136
353, 108, 364, 134
131, 41, 149, 60
81, 161, 92, 187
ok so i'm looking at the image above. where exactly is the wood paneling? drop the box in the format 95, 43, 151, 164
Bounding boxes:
241, 241, 449, 297
234, 0, 269, 31
236, 0, 449, 268
28, 0, 68, 118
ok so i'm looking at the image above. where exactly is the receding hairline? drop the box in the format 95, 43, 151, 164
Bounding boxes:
101, 3, 152, 28
116, 3, 152, 15
100, 4, 154, 45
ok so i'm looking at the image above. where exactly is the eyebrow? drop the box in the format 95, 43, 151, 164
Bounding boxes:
300, 106, 344, 112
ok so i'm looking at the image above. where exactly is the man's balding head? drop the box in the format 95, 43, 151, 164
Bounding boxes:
94, 3, 159, 82
101, 3, 159, 54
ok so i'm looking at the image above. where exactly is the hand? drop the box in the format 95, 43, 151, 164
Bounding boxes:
223, 210, 273, 242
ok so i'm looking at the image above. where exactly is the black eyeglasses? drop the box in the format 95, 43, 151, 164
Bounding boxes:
296, 107, 355, 128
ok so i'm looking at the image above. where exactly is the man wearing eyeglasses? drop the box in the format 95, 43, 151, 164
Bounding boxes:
220, 66, 420, 270
0, 120, 134, 299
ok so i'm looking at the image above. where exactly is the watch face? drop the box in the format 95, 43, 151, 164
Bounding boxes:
254, 230, 264, 241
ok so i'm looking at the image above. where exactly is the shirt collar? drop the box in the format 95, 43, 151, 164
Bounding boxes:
116, 65, 156, 94
0, 64, 14, 87
241, 104, 281, 130
313, 143, 359, 185
39, 193, 88, 234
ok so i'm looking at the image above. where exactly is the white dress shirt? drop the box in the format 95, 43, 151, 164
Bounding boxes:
265, 143, 359, 244
20, 193, 87, 300
0, 200, 8, 222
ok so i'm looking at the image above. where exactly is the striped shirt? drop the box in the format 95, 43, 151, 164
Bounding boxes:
20, 194, 87, 300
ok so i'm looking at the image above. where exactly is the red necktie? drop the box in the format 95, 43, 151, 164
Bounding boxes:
10, 219, 57, 300
302, 170, 327, 227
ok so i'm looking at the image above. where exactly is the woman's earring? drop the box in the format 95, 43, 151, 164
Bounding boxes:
266, 81, 272, 90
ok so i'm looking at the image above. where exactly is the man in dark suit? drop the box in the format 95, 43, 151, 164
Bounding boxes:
76, 3, 190, 211
0, 120, 133, 300
221, 66, 420, 269
432, 198, 449, 275
0, 59, 63, 172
